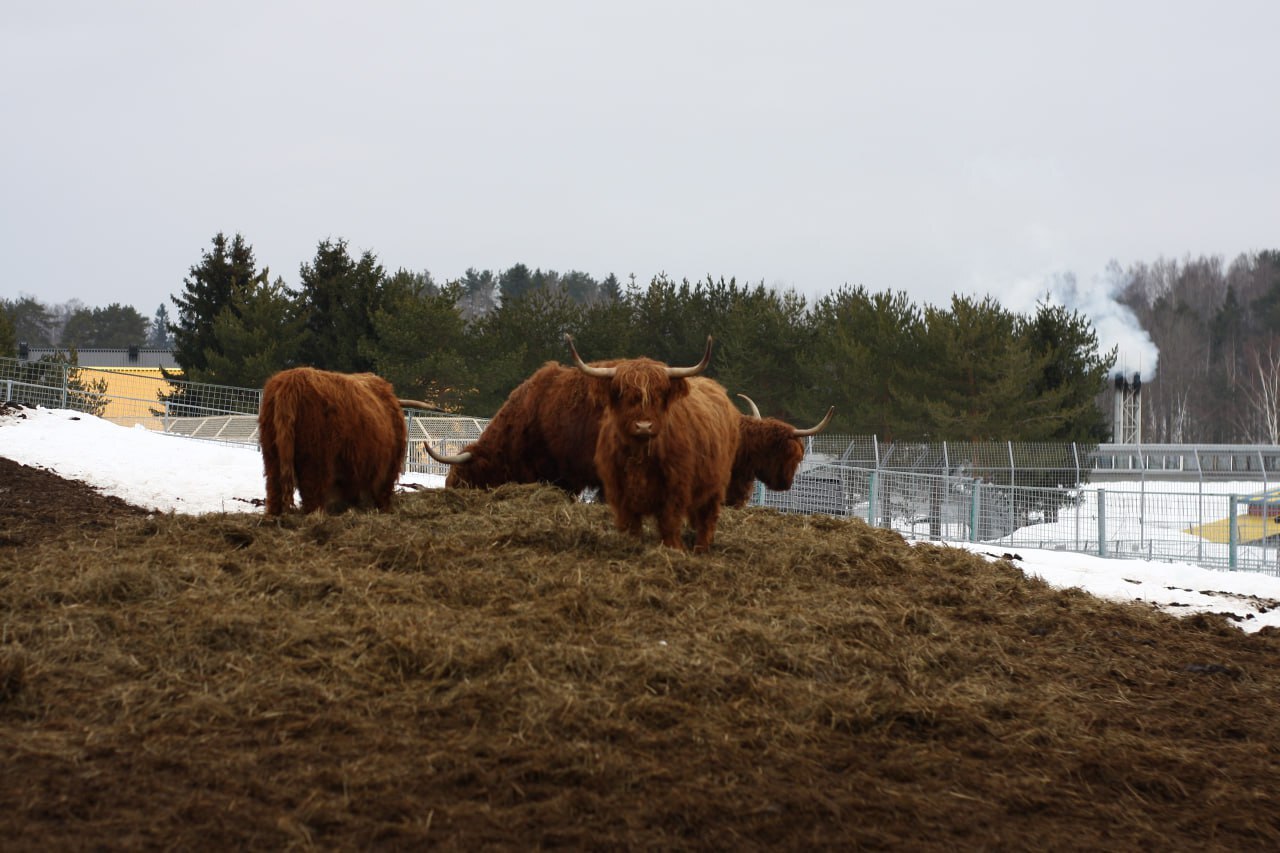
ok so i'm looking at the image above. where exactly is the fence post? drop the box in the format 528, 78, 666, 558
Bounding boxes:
60, 362, 69, 409
867, 471, 877, 526
4, 379, 10, 402
1098, 488, 1107, 557
1229, 495, 1238, 571
969, 482, 981, 542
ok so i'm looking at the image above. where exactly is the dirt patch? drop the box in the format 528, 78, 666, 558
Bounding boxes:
2, 458, 1280, 849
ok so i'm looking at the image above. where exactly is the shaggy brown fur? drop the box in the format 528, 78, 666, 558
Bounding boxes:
725, 414, 808, 507
587, 360, 739, 552
258, 367, 407, 515
442, 361, 617, 494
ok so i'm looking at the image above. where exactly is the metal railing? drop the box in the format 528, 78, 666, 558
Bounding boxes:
755, 455, 1280, 575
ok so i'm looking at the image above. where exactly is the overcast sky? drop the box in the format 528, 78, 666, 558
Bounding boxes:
3, 1, 1277, 361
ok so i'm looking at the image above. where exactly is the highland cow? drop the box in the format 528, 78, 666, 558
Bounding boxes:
421, 360, 616, 496
258, 367, 407, 516
569, 335, 739, 553
725, 394, 835, 507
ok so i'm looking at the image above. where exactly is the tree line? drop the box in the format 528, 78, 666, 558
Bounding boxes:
5, 230, 1133, 443
1116, 251, 1280, 443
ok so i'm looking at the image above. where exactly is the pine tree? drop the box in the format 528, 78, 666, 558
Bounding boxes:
1021, 301, 1115, 443
466, 287, 584, 413
170, 233, 260, 375
59, 303, 149, 348
295, 238, 387, 372
0, 304, 16, 358
914, 295, 1053, 441
458, 268, 499, 320
148, 304, 174, 348
201, 275, 308, 390
1, 296, 56, 346
367, 282, 472, 410
498, 263, 534, 304
805, 286, 925, 438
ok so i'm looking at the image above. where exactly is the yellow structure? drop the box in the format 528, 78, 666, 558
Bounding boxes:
1185, 513, 1280, 545
81, 366, 181, 427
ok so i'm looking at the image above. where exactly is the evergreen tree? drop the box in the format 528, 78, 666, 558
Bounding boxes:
1, 296, 55, 346
295, 238, 387, 372
148, 303, 174, 348
200, 275, 308, 390
170, 233, 260, 375
466, 287, 584, 413
805, 287, 925, 438
59, 303, 149, 348
914, 295, 1055, 441
598, 274, 623, 303
0, 303, 16, 358
498, 263, 534, 304
1021, 300, 1115, 443
560, 270, 599, 304
368, 281, 472, 411
458, 268, 499, 320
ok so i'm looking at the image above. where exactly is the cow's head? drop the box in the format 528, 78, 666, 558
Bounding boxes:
568, 335, 712, 443
736, 394, 834, 490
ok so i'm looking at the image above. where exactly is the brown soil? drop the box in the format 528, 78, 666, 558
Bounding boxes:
3, 443, 1280, 850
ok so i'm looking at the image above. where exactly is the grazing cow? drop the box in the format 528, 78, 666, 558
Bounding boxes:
725, 394, 835, 507
569, 335, 739, 553
421, 361, 615, 495
258, 367, 408, 516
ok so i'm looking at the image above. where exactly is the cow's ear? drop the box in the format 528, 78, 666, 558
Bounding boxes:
667, 377, 691, 402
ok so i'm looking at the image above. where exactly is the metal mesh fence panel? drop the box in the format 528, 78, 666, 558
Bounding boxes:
404, 414, 491, 476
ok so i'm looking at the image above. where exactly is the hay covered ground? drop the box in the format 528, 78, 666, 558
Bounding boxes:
2, 457, 1280, 849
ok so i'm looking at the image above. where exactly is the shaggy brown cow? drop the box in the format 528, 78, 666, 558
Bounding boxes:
421, 360, 617, 495
569, 335, 739, 553
725, 394, 835, 507
259, 367, 408, 516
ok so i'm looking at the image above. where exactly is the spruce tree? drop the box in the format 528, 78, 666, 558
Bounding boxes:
295, 238, 386, 372
368, 281, 472, 410
148, 303, 174, 348
170, 233, 260, 375
0, 304, 16, 358
201, 275, 308, 389
805, 286, 925, 438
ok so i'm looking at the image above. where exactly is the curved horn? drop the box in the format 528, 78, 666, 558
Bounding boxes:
399, 398, 443, 412
665, 335, 713, 378
422, 441, 472, 466
736, 393, 762, 419
565, 333, 617, 378
792, 406, 835, 438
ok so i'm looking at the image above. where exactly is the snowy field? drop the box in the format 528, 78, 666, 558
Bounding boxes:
4, 405, 1280, 632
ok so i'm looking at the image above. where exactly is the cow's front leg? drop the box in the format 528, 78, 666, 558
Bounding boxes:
657, 504, 686, 550
689, 499, 722, 554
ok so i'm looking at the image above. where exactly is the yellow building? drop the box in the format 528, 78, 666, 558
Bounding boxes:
19, 347, 184, 429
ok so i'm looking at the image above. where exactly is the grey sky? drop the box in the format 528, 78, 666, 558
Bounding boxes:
3, 1, 1277, 350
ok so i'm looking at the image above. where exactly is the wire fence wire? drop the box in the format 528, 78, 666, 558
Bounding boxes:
4, 355, 1279, 575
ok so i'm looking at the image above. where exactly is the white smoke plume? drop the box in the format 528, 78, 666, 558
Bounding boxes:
1046, 268, 1159, 382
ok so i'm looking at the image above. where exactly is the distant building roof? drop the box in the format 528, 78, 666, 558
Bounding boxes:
16, 346, 180, 369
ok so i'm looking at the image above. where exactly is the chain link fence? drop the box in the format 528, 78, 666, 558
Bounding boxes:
5, 355, 1280, 574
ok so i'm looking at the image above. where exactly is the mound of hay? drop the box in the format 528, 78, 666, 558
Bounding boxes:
2, 477, 1280, 848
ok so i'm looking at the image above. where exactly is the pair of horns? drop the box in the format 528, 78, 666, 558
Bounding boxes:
565, 333, 712, 379
737, 394, 834, 438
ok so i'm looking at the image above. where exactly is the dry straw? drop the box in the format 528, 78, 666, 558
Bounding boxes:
2, 458, 1280, 849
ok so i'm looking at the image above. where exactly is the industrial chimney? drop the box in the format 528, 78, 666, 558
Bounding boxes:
1112, 372, 1142, 443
